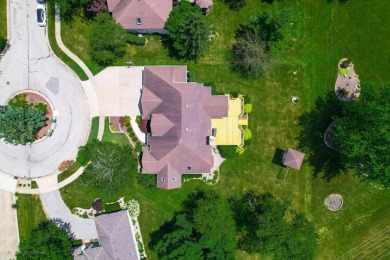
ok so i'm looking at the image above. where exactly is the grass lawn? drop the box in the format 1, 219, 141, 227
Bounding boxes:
87, 116, 99, 144
0, 0, 6, 37
60, 0, 390, 259
17, 194, 47, 241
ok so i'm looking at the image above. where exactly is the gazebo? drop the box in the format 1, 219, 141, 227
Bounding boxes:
282, 148, 305, 170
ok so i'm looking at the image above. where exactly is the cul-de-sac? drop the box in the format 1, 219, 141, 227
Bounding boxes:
0, 0, 389, 259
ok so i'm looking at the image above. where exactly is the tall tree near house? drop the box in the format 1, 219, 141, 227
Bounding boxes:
77, 140, 138, 195
165, 1, 209, 60
333, 82, 390, 187
16, 221, 73, 260
89, 13, 127, 66
153, 190, 237, 259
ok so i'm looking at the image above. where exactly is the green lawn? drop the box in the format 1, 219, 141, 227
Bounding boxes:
60, 0, 390, 259
0, 0, 6, 51
17, 195, 47, 241
87, 116, 99, 144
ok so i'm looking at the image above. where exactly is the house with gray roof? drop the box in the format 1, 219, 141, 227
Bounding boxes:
141, 66, 228, 189
107, 0, 213, 34
73, 211, 140, 260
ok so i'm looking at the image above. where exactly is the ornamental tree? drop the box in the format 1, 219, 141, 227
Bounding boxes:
165, 1, 209, 60
0, 105, 46, 145
333, 82, 390, 187
16, 221, 73, 260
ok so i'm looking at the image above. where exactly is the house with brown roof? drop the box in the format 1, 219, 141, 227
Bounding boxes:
141, 66, 228, 189
73, 211, 141, 259
107, 0, 213, 34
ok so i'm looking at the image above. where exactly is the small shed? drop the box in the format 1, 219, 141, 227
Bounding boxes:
282, 148, 305, 170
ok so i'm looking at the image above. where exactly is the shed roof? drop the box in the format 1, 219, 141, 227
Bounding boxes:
282, 148, 305, 170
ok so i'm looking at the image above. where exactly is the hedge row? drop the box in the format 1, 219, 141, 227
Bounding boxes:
126, 34, 146, 46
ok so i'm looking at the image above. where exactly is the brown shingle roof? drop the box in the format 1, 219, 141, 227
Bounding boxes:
107, 0, 172, 30
282, 148, 305, 170
141, 66, 228, 189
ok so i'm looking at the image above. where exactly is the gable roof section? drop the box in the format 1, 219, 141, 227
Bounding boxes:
141, 66, 217, 188
107, 0, 172, 30
203, 88, 229, 118
196, 0, 213, 9
282, 148, 305, 170
157, 165, 182, 189
141, 87, 163, 119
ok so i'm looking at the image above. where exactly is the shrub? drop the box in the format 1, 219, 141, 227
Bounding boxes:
236, 146, 246, 155
339, 68, 350, 75
34, 103, 48, 114
126, 127, 131, 133
125, 122, 130, 127
124, 116, 131, 123
126, 34, 146, 46
132, 136, 138, 143
244, 103, 252, 113
139, 120, 148, 133
119, 117, 125, 127
138, 174, 156, 190
130, 132, 136, 138
218, 145, 237, 158
340, 59, 351, 68
244, 128, 252, 140
123, 199, 140, 219
72, 240, 83, 247
338, 88, 348, 96
230, 92, 239, 99
110, 125, 117, 132
58, 160, 75, 172
105, 202, 121, 213
135, 115, 142, 124
92, 198, 103, 212
135, 143, 142, 153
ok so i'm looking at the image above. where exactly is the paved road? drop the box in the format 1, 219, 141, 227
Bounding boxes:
0, 0, 90, 178
40, 190, 97, 240
0, 190, 19, 259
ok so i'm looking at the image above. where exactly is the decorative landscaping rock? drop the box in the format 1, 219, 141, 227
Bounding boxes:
324, 194, 343, 211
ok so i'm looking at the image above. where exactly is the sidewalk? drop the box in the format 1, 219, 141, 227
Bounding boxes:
0, 190, 19, 259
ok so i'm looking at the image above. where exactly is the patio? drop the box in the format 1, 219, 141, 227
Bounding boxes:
335, 58, 361, 101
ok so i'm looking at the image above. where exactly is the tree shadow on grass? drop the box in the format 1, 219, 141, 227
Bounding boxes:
51, 218, 75, 239
160, 35, 182, 61
297, 92, 347, 181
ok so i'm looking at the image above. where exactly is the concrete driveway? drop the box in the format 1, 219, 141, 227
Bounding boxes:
0, 0, 90, 178
94, 66, 143, 117
0, 190, 19, 259
40, 191, 97, 240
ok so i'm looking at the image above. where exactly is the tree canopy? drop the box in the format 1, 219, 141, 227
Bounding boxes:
16, 221, 73, 260
77, 140, 138, 195
333, 82, 390, 187
0, 105, 46, 145
232, 31, 271, 77
237, 6, 299, 54
153, 190, 237, 259
165, 1, 209, 60
232, 191, 317, 259
89, 13, 127, 66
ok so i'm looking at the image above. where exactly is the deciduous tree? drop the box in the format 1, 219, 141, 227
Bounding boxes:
16, 221, 73, 260
333, 82, 390, 187
89, 13, 127, 66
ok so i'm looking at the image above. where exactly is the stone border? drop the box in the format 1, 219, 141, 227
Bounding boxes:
324, 122, 340, 151
324, 194, 343, 211
335, 58, 361, 101
6, 90, 55, 144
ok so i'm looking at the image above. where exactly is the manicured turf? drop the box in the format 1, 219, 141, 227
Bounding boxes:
87, 116, 99, 144
16, 194, 47, 241
47, 3, 89, 80
0, 0, 7, 51
60, 0, 390, 259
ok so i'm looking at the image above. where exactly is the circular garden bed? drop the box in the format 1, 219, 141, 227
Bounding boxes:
8, 91, 54, 141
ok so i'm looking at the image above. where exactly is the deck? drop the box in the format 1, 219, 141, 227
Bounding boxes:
211, 95, 248, 146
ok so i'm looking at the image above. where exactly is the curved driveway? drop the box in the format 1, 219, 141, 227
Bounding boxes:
0, 0, 90, 178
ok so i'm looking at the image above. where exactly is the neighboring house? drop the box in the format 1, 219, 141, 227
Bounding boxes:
107, 0, 213, 34
73, 211, 140, 260
107, 0, 172, 34
140, 66, 228, 189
